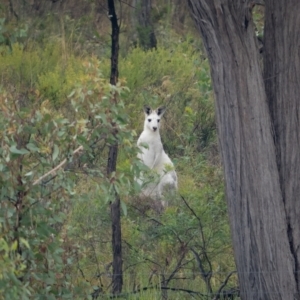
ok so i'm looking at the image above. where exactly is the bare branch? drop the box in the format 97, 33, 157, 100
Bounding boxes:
32, 145, 83, 186
119, 0, 136, 9
181, 196, 207, 249
165, 249, 187, 286
212, 270, 237, 300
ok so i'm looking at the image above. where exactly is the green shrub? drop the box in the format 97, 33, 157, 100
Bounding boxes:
0, 41, 86, 108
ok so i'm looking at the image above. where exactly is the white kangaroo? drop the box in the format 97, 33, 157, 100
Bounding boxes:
137, 105, 178, 203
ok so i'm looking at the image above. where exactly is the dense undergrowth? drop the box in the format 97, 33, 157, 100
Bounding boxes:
0, 3, 237, 299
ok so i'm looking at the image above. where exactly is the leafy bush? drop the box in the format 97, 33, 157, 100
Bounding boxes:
0, 52, 137, 298
0, 42, 85, 108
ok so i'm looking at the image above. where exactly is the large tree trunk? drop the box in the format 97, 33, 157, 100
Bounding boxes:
264, 1, 300, 293
188, 1, 300, 299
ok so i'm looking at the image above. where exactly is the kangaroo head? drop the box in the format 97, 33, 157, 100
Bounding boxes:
143, 105, 166, 132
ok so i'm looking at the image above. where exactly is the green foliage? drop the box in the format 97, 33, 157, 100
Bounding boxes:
70, 160, 235, 298
253, 5, 264, 39
0, 231, 31, 300
0, 18, 28, 50
0, 52, 137, 298
0, 42, 84, 108
115, 37, 215, 156
0, 5, 236, 299
67, 35, 235, 298
0, 88, 77, 299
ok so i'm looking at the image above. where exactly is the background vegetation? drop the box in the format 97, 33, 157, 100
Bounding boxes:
0, 1, 243, 299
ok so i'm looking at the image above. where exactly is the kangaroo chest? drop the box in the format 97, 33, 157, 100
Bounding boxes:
138, 136, 163, 168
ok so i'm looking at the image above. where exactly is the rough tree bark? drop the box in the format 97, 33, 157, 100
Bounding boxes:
264, 3, 300, 294
107, 0, 122, 294
188, 1, 300, 299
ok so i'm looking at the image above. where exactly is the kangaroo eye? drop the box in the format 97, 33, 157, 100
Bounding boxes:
157, 119, 160, 122
148, 119, 151, 122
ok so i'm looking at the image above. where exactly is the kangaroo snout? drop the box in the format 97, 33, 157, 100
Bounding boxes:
153, 127, 157, 131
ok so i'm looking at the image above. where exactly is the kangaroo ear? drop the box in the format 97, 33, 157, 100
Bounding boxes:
144, 105, 152, 115
157, 106, 166, 116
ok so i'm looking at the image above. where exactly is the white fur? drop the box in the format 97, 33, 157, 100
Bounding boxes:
137, 105, 178, 202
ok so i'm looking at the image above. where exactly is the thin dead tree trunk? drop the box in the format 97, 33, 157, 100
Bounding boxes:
188, 1, 299, 299
107, 0, 122, 294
